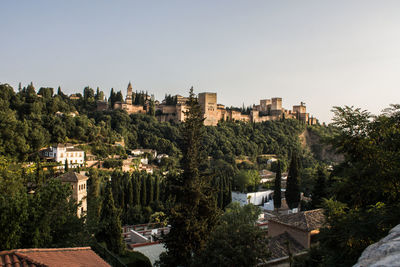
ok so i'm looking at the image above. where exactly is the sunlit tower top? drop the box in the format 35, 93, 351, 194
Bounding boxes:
126, 81, 133, 104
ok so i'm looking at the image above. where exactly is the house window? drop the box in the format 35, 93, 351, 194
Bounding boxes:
60, 153, 63, 158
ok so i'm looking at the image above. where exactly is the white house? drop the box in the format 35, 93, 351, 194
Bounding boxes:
131, 149, 157, 158
232, 190, 274, 206
42, 144, 85, 169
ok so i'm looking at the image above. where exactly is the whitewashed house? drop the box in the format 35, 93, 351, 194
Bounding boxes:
232, 190, 274, 206
42, 144, 85, 169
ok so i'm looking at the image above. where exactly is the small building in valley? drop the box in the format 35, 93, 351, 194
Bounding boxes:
268, 208, 325, 249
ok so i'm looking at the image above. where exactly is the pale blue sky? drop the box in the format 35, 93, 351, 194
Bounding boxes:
1, 1, 400, 123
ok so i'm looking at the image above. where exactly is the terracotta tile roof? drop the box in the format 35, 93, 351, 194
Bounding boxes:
0, 247, 110, 267
57, 172, 88, 182
269, 232, 305, 259
0, 250, 43, 267
269, 209, 325, 232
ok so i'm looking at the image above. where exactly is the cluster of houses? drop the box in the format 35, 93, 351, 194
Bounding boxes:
39, 143, 168, 175
36, 142, 325, 265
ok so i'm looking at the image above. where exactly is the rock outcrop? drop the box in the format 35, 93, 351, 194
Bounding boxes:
354, 224, 400, 266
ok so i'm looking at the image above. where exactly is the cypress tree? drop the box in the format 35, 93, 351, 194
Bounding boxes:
133, 175, 140, 206
127, 177, 134, 207
87, 169, 101, 231
311, 166, 327, 208
273, 160, 282, 211
221, 176, 227, 208
160, 88, 219, 266
286, 153, 300, 210
141, 175, 147, 206
147, 175, 154, 205
218, 178, 224, 209
154, 176, 160, 202
64, 159, 69, 173
96, 182, 125, 255
227, 177, 232, 205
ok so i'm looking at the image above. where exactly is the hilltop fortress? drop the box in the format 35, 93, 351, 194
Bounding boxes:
108, 83, 317, 126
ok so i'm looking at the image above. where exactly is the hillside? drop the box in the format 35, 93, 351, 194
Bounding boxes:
299, 126, 343, 164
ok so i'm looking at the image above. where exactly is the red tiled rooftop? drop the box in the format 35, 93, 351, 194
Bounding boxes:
269, 209, 325, 232
0, 247, 110, 267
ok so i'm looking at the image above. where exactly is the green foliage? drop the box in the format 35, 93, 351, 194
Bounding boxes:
97, 182, 125, 255
191, 203, 269, 267
0, 158, 88, 250
303, 105, 400, 266
317, 200, 400, 266
273, 160, 282, 210
286, 152, 300, 210
160, 88, 219, 267
102, 159, 123, 169
233, 169, 260, 192
311, 167, 327, 208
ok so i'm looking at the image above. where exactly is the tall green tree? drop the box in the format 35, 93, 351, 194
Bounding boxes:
87, 169, 101, 234
310, 105, 400, 265
311, 166, 327, 208
191, 203, 269, 267
286, 152, 300, 210
147, 175, 154, 205
273, 160, 282, 211
141, 175, 147, 206
154, 176, 160, 202
159, 88, 219, 266
96, 182, 125, 255
133, 175, 140, 206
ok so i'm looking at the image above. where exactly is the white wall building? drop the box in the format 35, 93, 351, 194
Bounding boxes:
42, 144, 85, 169
232, 190, 274, 206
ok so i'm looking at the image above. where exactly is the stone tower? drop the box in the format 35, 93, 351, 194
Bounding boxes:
126, 82, 133, 105
271, 97, 283, 116
57, 172, 89, 218
198, 92, 218, 126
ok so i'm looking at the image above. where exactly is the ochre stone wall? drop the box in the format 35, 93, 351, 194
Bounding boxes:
199, 92, 219, 126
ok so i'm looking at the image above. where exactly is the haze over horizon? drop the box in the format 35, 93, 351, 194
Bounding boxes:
1, 1, 400, 123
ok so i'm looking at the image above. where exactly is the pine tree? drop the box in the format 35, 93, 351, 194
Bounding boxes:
311, 166, 327, 208
286, 153, 300, 210
96, 182, 125, 255
160, 87, 219, 266
273, 160, 282, 211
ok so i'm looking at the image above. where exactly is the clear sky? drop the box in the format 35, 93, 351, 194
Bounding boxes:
1, 1, 400, 123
